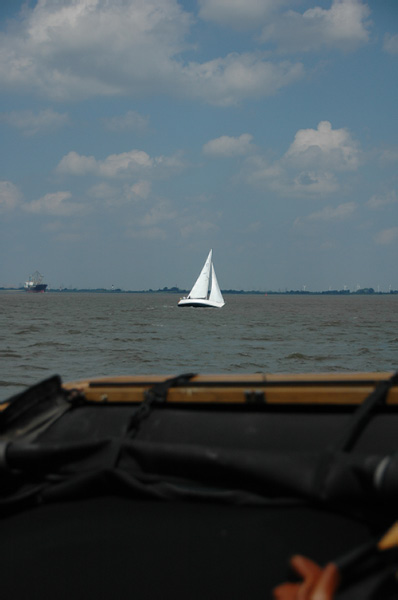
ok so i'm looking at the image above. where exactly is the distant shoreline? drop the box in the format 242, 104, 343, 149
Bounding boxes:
1, 287, 397, 295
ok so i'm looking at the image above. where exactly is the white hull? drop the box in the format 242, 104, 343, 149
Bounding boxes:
178, 297, 224, 308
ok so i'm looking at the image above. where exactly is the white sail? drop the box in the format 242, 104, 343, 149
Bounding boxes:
178, 249, 225, 308
209, 263, 224, 305
188, 250, 212, 299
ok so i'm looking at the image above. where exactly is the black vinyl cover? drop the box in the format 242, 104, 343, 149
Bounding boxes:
0, 375, 398, 599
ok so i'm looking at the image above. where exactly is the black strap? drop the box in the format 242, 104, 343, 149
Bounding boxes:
128, 373, 196, 433
335, 372, 398, 452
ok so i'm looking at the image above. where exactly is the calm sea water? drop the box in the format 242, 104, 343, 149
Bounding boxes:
0, 291, 397, 402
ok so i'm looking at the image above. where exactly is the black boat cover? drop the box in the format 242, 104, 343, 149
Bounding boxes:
1, 374, 398, 599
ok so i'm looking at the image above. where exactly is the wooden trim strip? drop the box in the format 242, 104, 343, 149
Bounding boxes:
63, 372, 398, 406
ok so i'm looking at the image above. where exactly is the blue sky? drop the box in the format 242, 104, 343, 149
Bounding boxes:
0, 0, 397, 291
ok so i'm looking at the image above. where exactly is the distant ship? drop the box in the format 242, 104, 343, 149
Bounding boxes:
24, 271, 47, 293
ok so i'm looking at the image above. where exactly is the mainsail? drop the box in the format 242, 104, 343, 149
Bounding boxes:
188, 250, 212, 299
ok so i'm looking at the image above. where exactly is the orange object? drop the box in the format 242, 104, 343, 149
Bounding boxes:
273, 555, 340, 600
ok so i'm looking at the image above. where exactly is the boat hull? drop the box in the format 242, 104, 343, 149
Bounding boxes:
178, 298, 225, 308
25, 284, 47, 293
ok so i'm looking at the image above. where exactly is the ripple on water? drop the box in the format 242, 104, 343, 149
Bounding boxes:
1, 293, 397, 400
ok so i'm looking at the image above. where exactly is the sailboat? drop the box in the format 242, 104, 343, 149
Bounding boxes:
178, 250, 225, 308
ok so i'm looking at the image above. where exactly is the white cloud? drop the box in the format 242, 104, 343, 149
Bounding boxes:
198, 0, 280, 30
56, 149, 184, 179
97, 150, 153, 178
88, 182, 117, 200
203, 134, 254, 157
289, 171, 339, 196
260, 0, 371, 53
57, 150, 151, 177
295, 202, 358, 225
56, 152, 98, 175
24, 191, 84, 216
0, 0, 304, 105
285, 121, 359, 170
130, 180, 151, 199
0, 108, 67, 135
184, 54, 304, 106
247, 155, 334, 195
87, 180, 151, 206
0, 0, 192, 99
383, 33, 398, 55
0, 181, 21, 212
139, 200, 177, 228
125, 197, 221, 241
374, 227, 398, 245
103, 111, 149, 132
367, 190, 397, 209
246, 121, 360, 197
126, 199, 177, 240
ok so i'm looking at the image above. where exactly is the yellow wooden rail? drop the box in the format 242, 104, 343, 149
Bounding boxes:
62, 372, 398, 406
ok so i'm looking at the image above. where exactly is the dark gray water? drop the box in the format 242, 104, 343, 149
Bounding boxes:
1, 291, 397, 401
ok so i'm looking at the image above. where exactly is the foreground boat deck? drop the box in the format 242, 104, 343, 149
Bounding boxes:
1, 371, 397, 599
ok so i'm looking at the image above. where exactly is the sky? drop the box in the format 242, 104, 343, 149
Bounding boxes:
0, 0, 397, 292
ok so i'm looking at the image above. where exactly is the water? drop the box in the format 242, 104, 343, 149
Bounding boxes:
0, 291, 397, 401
